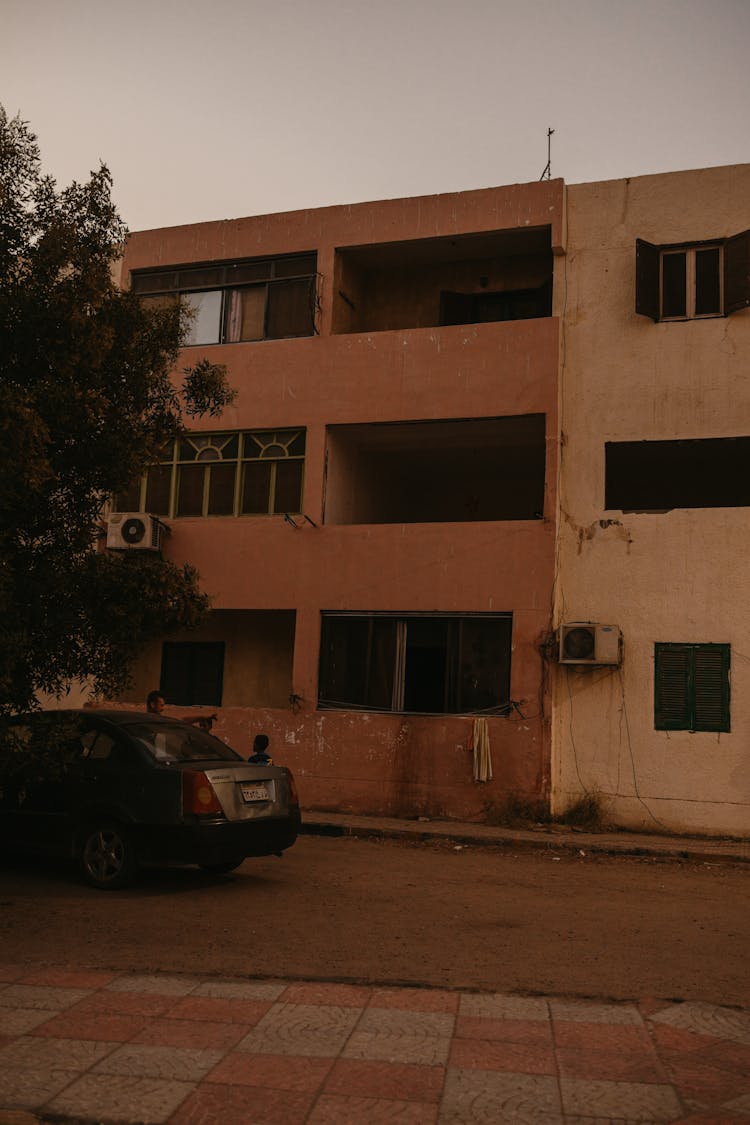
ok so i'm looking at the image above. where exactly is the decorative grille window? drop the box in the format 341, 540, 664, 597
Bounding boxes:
117, 430, 306, 518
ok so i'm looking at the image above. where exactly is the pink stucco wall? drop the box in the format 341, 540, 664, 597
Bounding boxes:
120, 180, 563, 822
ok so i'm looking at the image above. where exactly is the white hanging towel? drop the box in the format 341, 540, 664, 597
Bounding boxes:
472, 717, 493, 782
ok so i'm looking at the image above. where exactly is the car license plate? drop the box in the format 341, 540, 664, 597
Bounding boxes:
240, 783, 270, 803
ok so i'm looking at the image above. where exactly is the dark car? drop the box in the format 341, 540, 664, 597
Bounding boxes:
0, 710, 300, 889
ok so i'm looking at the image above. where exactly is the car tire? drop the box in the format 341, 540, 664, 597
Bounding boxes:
79, 821, 137, 890
199, 858, 245, 875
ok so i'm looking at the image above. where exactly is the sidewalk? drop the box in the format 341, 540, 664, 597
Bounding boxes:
1, 965, 750, 1124
1, 819, 748, 1124
301, 809, 750, 865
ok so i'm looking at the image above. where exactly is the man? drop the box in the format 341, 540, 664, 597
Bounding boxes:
146, 690, 165, 714
146, 690, 216, 731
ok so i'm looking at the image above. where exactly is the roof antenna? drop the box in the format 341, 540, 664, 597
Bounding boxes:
539, 127, 554, 181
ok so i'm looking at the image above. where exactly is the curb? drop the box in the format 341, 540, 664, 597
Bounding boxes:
300, 817, 750, 865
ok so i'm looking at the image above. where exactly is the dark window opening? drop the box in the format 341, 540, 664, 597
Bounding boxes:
325, 415, 546, 525
318, 613, 512, 715
605, 437, 750, 511
695, 247, 722, 315
131, 253, 318, 343
661, 251, 687, 318
440, 282, 551, 326
655, 643, 729, 732
161, 642, 225, 707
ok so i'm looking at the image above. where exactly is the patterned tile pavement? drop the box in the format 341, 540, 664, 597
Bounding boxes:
0, 966, 749, 1124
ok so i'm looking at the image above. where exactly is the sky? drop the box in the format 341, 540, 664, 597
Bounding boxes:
3, 0, 749, 233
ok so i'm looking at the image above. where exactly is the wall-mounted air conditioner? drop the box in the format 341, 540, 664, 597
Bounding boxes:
558, 623, 621, 666
106, 513, 164, 551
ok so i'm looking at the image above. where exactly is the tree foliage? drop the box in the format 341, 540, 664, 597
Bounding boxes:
0, 107, 235, 714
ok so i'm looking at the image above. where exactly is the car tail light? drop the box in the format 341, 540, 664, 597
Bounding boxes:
285, 768, 299, 807
182, 771, 224, 816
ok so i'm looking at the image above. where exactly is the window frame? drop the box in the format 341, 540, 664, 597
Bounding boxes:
317, 611, 513, 716
654, 642, 730, 733
132, 253, 318, 344
659, 243, 723, 321
118, 429, 306, 519
636, 230, 750, 322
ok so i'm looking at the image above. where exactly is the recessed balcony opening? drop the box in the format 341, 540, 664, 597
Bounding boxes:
117, 610, 296, 708
324, 415, 546, 525
333, 227, 552, 334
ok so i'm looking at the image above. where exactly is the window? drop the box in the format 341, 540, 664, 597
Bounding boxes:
654, 643, 729, 732
161, 642, 225, 707
605, 437, 750, 511
132, 253, 317, 343
439, 282, 552, 326
117, 429, 306, 518
318, 613, 512, 715
636, 231, 750, 321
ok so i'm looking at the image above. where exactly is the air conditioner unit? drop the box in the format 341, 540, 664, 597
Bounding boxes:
106, 513, 164, 552
559, 623, 621, 666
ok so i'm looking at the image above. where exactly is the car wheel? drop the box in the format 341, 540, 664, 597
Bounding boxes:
79, 821, 137, 889
199, 858, 245, 875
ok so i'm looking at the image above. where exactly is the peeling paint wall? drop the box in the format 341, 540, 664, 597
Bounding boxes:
554, 165, 750, 837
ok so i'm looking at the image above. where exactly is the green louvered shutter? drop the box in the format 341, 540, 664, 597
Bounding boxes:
655, 643, 730, 732
693, 645, 730, 732
655, 645, 691, 730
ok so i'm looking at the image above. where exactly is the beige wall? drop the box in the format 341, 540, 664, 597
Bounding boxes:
554, 165, 750, 836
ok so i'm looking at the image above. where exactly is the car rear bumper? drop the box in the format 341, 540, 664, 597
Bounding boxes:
135, 809, 301, 865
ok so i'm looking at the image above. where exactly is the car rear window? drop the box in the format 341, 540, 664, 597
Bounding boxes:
125, 722, 242, 763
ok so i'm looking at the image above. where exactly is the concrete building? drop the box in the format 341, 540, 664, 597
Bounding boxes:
116, 180, 565, 821
553, 164, 750, 837
114, 164, 749, 837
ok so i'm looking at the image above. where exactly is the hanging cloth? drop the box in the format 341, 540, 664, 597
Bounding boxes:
472, 717, 493, 783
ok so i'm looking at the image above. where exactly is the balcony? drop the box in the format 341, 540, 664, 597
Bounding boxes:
333, 226, 552, 335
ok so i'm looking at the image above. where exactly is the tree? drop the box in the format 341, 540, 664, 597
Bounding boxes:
0, 107, 235, 715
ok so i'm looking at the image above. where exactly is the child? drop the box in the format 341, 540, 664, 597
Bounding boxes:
248, 733, 273, 765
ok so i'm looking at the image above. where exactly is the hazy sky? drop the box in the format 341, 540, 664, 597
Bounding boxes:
3, 0, 749, 232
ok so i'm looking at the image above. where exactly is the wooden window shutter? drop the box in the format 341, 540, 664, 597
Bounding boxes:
693, 645, 730, 732
724, 229, 750, 316
654, 644, 691, 730
635, 239, 660, 320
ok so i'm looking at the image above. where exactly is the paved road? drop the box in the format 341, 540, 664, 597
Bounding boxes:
1, 834, 747, 1005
